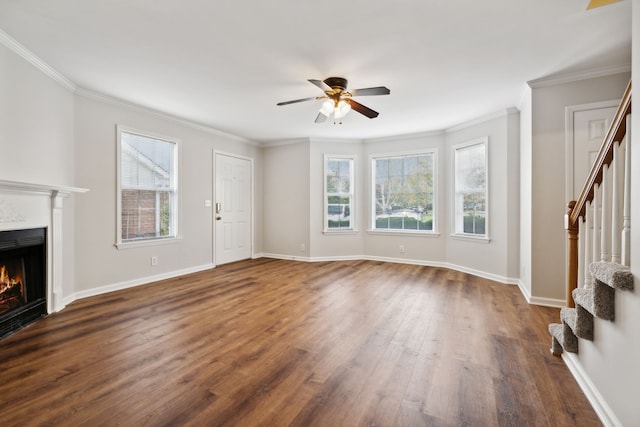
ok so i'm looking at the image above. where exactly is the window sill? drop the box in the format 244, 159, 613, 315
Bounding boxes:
115, 236, 182, 250
367, 229, 440, 238
323, 229, 359, 235
450, 234, 491, 244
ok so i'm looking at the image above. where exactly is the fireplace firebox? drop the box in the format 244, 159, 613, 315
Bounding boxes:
0, 228, 46, 338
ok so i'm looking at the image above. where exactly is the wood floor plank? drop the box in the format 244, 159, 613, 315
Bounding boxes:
0, 259, 601, 426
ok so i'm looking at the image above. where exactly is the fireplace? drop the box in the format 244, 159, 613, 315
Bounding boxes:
0, 227, 46, 338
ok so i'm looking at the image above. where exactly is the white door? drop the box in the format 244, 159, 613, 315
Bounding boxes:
215, 153, 252, 265
567, 103, 617, 200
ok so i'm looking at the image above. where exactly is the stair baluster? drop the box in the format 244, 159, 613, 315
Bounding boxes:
550, 81, 632, 355
622, 114, 631, 267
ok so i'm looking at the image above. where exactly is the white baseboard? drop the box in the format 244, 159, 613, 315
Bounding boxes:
259, 253, 520, 286
63, 263, 215, 306
527, 295, 566, 308
562, 353, 622, 427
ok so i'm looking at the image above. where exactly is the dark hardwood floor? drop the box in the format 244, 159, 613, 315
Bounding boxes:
0, 259, 600, 426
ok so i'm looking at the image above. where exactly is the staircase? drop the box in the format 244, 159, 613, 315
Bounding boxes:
550, 261, 633, 355
549, 81, 633, 355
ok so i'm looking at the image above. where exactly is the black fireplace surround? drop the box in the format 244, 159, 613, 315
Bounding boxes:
0, 227, 47, 338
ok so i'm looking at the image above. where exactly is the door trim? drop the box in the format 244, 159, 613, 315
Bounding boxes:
213, 150, 255, 267
564, 99, 619, 204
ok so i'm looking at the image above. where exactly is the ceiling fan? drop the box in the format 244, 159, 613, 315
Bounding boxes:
587, 0, 622, 9
277, 77, 390, 123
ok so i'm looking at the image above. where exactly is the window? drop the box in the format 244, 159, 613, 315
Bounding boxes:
117, 126, 179, 246
454, 138, 488, 237
371, 151, 436, 232
324, 156, 355, 231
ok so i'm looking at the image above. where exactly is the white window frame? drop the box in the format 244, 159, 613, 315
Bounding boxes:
323, 155, 356, 233
452, 137, 489, 242
116, 125, 182, 249
369, 149, 438, 235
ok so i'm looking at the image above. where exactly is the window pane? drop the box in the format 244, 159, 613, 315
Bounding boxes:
455, 140, 487, 236
120, 131, 177, 242
325, 157, 354, 230
373, 152, 435, 232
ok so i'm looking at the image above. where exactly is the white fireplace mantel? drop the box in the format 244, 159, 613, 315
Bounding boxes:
0, 179, 88, 313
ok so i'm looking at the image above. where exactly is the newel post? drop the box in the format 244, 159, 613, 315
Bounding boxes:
565, 201, 578, 308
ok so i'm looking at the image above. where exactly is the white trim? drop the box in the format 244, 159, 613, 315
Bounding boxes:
528, 64, 631, 88
116, 125, 182, 248
364, 129, 444, 144
65, 263, 215, 305
324, 154, 356, 233
452, 137, 489, 239
367, 229, 441, 238
77, 88, 256, 146
213, 151, 255, 266
323, 230, 359, 235
446, 107, 519, 134
562, 353, 623, 427
528, 296, 566, 308
115, 236, 183, 250
258, 253, 520, 285
0, 29, 76, 91
0, 179, 88, 196
516, 279, 565, 307
369, 148, 438, 233
259, 137, 310, 148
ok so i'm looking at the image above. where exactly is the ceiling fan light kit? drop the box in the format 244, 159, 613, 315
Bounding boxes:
277, 77, 390, 123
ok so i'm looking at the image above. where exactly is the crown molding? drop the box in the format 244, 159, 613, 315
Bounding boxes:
74, 88, 258, 146
260, 137, 311, 148
0, 29, 76, 92
445, 107, 520, 134
527, 63, 631, 88
364, 129, 444, 144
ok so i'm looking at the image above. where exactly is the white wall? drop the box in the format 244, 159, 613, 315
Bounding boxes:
529, 72, 630, 305
444, 110, 520, 282
0, 44, 75, 187
265, 111, 521, 284
73, 93, 261, 294
0, 41, 78, 301
262, 140, 310, 258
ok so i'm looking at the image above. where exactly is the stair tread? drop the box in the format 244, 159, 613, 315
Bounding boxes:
573, 288, 594, 314
589, 261, 634, 290
560, 307, 577, 330
548, 322, 578, 353
561, 306, 594, 340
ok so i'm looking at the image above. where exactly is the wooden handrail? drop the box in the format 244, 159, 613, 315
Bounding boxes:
569, 81, 632, 226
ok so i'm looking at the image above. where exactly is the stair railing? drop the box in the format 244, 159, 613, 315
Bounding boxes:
565, 81, 631, 307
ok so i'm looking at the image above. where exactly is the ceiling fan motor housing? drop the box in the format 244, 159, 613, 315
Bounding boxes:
323, 77, 348, 93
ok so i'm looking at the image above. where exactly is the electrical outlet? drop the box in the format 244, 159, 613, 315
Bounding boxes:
151, 256, 158, 266
300, 243, 305, 252
399, 245, 405, 253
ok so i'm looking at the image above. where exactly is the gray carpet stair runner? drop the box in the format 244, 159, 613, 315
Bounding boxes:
549, 261, 634, 356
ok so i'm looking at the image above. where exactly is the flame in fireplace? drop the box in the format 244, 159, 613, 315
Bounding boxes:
0, 264, 25, 315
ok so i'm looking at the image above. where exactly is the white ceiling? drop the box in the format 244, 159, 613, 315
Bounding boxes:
0, 0, 631, 143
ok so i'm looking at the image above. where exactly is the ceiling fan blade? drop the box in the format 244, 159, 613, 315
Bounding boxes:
308, 79, 333, 92
345, 99, 379, 119
349, 86, 390, 96
276, 96, 317, 106
587, 0, 622, 9
314, 112, 327, 123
